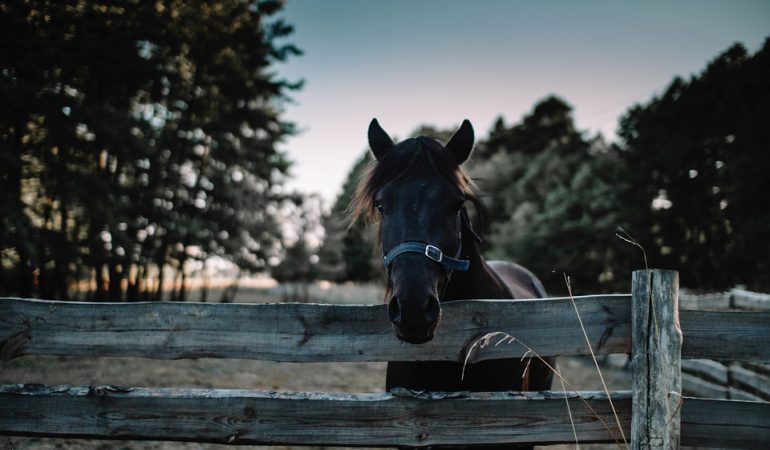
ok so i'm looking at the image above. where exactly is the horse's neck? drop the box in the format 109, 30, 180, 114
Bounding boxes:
443, 237, 512, 301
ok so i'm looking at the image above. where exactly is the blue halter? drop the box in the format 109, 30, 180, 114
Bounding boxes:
381, 206, 481, 273
382, 241, 470, 271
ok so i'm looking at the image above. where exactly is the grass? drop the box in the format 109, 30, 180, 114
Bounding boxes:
461, 270, 633, 449
463, 331, 628, 450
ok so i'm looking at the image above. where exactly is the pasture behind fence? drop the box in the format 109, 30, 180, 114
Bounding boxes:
1, 269, 769, 448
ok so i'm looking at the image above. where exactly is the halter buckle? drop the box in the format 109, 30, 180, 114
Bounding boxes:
424, 245, 443, 263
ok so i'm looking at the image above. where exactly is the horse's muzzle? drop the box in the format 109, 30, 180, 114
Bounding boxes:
388, 294, 441, 344
396, 331, 435, 344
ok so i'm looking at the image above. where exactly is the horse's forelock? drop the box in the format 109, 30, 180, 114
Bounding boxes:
348, 138, 476, 226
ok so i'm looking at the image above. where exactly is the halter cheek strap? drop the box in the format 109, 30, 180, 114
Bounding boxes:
383, 242, 470, 271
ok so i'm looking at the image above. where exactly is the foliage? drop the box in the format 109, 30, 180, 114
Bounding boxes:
317, 151, 379, 282
616, 39, 770, 290
466, 40, 770, 293
271, 193, 324, 299
469, 97, 634, 293
0, 0, 301, 300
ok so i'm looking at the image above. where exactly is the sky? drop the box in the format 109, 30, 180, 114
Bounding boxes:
274, 0, 770, 204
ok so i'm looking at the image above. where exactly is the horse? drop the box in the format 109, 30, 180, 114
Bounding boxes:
350, 119, 554, 445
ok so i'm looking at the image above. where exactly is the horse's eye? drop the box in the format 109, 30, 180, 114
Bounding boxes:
375, 201, 384, 214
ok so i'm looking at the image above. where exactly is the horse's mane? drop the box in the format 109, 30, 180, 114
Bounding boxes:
349, 136, 486, 229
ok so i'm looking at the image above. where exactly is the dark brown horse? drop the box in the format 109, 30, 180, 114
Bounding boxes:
351, 118, 553, 407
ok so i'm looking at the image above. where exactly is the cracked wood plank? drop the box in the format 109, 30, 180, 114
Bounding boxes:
0, 295, 631, 362
681, 397, 770, 448
0, 384, 632, 446
680, 309, 770, 362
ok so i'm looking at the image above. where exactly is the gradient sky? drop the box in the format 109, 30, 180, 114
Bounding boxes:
274, 0, 770, 204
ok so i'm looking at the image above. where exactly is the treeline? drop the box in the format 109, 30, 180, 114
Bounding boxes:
322, 40, 770, 293
0, 1, 301, 300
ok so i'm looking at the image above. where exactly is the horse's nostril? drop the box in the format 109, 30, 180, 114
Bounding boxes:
426, 295, 441, 324
388, 296, 401, 325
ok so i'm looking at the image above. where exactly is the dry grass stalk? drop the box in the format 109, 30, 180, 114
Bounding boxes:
563, 273, 629, 448
615, 226, 647, 270
556, 360, 580, 449
616, 228, 679, 430
463, 331, 626, 449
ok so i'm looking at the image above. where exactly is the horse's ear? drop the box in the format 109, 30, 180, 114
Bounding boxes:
446, 119, 474, 164
368, 118, 394, 160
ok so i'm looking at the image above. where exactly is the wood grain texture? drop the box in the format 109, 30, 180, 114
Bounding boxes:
681, 397, 770, 448
681, 373, 728, 399
0, 295, 632, 362
0, 384, 632, 446
680, 309, 770, 362
729, 363, 770, 400
631, 269, 682, 450
681, 359, 729, 384
727, 386, 766, 402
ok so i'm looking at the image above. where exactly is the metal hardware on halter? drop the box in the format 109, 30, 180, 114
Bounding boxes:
382, 242, 469, 272
424, 245, 443, 263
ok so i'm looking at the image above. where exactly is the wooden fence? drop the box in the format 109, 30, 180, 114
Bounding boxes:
603, 288, 770, 403
1, 269, 769, 448
679, 289, 770, 403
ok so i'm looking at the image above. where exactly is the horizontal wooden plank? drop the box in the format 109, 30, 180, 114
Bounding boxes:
681, 397, 770, 448
728, 386, 766, 402
680, 309, 770, 362
0, 295, 632, 362
681, 372, 728, 399
0, 384, 632, 446
741, 361, 770, 377
679, 292, 731, 310
732, 288, 770, 310
681, 359, 729, 384
730, 364, 770, 400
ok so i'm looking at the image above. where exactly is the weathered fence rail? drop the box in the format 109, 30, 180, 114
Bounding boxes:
680, 288, 770, 311
0, 294, 633, 362
604, 286, 770, 402
3, 295, 768, 363
682, 359, 770, 402
678, 288, 770, 402
0, 385, 632, 446
1, 269, 769, 448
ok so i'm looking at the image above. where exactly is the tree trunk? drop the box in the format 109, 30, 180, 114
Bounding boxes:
94, 263, 106, 301
219, 270, 242, 303
155, 241, 168, 301
54, 149, 71, 301
108, 261, 122, 302
178, 256, 187, 302
200, 261, 209, 303
11, 121, 34, 297
37, 206, 54, 299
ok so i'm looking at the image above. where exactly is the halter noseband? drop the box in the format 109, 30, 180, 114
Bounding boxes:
383, 241, 470, 271
381, 207, 478, 272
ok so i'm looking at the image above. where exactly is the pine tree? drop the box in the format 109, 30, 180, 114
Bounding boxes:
0, 0, 302, 299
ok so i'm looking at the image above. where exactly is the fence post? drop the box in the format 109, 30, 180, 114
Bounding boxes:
631, 269, 682, 449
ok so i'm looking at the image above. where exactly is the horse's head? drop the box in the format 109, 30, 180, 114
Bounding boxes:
352, 119, 479, 344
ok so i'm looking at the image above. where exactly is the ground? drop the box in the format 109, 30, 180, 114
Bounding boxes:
1, 283, 631, 450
